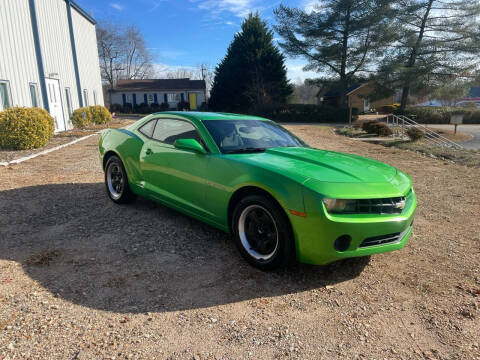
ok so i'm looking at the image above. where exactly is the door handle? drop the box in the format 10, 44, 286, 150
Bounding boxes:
146, 148, 153, 155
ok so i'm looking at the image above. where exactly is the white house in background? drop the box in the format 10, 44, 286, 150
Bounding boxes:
109, 79, 207, 110
0, 0, 104, 131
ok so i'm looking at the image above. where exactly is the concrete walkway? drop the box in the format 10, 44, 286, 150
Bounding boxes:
426, 124, 480, 150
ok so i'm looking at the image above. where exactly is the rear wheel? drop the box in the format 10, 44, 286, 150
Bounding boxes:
105, 155, 134, 204
232, 194, 294, 270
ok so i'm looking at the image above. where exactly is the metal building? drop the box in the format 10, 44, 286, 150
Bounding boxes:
0, 0, 104, 131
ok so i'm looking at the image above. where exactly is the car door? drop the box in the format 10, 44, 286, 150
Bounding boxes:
140, 118, 213, 217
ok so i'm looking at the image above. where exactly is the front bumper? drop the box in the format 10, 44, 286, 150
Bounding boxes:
289, 188, 417, 265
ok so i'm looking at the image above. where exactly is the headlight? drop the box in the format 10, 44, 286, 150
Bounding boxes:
322, 198, 357, 213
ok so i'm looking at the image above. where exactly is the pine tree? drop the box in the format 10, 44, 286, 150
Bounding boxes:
274, 0, 397, 106
209, 13, 292, 112
378, 0, 480, 110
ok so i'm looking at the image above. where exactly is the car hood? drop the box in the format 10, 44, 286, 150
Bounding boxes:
229, 147, 398, 184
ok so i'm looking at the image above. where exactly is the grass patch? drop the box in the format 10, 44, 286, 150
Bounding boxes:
380, 140, 480, 167
26, 249, 60, 266
336, 126, 480, 167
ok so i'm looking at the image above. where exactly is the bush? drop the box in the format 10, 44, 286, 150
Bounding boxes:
371, 122, 393, 136
121, 103, 133, 114
159, 102, 170, 111
72, 105, 111, 128
0, 107, 54, 150
406, 127, 424, 141
177, 101, 190, 111
134, 102, 151, 114
361, 120, 392, 136
110, 103, 122, 113
361, 120, 379, 133
150, 102, 160, 112
258, 104, 355, 123
394, 106, 480, 124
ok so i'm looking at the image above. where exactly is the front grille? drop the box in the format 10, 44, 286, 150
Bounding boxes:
359, 232, 402, 247
359, 225, 412, 248
355, 196, 406, 214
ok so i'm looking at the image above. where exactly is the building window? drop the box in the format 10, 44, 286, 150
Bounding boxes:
0, 81, 11, 111
83, 89, 89, 106
29, 83, 39, 107
93, 90, 98, 105
167, 93, 179, 102
148, 93, 154, 103
65, 88, 73, 116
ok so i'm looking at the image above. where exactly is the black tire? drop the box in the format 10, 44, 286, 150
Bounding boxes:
232, 194, 295, 270
104, 155, 135, 204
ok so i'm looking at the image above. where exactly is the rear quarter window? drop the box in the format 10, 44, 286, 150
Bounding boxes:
139, 120, 157, 138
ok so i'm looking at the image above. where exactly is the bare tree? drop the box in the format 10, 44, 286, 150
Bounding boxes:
123, 26, 154, 80
96, 23, 125, 90
96, 22, 154, 89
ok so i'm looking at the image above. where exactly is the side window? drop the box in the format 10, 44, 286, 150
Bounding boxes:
152, 119, 202, 145
139, 119, 157, 138
0, 81, 12, 111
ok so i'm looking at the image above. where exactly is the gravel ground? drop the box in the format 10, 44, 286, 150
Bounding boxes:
0, 124, 479, 360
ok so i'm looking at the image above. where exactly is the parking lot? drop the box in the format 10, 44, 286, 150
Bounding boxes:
0, 125, 479, 359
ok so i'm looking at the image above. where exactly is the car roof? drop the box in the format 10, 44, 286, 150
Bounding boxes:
151, 111, 269, 122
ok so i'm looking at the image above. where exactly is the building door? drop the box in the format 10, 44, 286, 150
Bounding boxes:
45, 78, 66, 131
363, 98, 370, 113
189, 93, 197, 110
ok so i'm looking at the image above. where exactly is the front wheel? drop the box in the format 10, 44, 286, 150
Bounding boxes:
232, 195, 295, 270
105, 155, 134, 204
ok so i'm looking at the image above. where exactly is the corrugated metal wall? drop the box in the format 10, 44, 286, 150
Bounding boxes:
71, 8, 104, 108
35, 0, 79, 128
0, 0, 104, 130
0, 0, 41, 108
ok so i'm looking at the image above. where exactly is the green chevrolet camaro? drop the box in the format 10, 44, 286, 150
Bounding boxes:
99, 111, 416, 270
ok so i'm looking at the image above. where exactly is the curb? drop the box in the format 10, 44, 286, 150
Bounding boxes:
0, 132, 100, 167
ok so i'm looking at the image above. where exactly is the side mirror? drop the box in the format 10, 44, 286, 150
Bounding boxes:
174, 138, 207, 154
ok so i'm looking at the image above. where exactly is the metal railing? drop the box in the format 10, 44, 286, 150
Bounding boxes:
385, 114, 463, 149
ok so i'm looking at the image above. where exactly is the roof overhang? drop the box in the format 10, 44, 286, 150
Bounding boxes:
66, 0, 96, 25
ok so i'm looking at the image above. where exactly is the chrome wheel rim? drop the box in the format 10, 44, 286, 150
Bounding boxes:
238, 205, 279, 261
107, 162, 124, 200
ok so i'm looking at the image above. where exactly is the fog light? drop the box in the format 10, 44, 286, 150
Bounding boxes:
334, 235, 351, 252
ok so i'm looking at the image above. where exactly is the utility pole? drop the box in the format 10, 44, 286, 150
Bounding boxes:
200, 64, 208, 109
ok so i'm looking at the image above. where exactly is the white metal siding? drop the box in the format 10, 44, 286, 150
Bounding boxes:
0, 0, 42, 108
71, 8, 104, 108
34, 0, 78, 128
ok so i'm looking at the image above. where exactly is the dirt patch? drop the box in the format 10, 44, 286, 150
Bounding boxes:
0, 126, 479, 359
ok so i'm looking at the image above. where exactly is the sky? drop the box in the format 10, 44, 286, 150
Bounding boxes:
74, 0, 319, 83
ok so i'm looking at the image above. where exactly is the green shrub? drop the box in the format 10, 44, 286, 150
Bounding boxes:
258, 105, 355, 123
371, 122, 392, 136
121, 103, 133, 114
110, 103, 122, 113
381, 105, 395, 114
361, 120, 392, 136
177, 101, 190, 111
134, 103, 151, 114
394, 106, 480, 124
460, 102, 478, 109
0, 107, 54, 150
406, 127, 424, 141
361, 120, 379, 133
159, 102, 170, 111
150, 103, 160, 112
72, 105, 111, 128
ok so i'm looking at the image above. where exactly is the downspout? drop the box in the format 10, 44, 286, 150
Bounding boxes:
65, 0, 83, 107
28, 0, 49, 112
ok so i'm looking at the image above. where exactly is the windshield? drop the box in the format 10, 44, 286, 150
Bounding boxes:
202, 119, 307, 154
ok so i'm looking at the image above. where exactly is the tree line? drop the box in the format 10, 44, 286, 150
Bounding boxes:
97, 0, 480, 113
